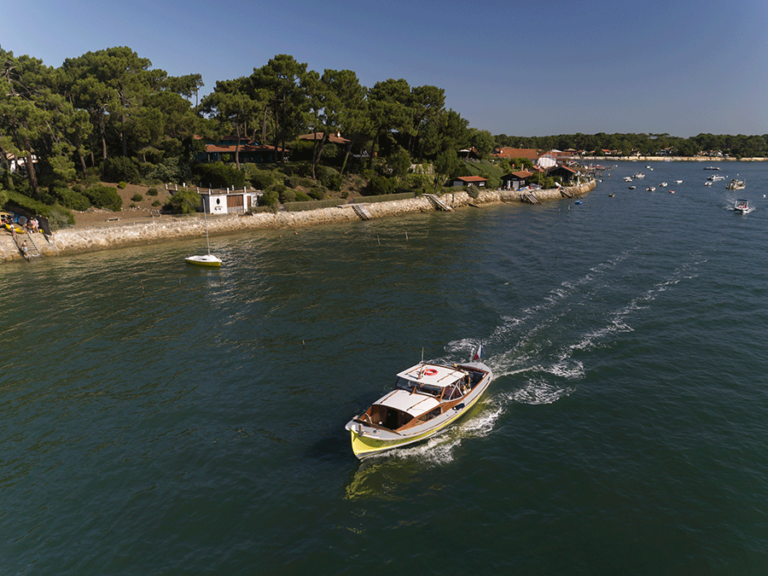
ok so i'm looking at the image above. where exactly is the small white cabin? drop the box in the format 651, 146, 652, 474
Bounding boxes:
201, 189, 261, 214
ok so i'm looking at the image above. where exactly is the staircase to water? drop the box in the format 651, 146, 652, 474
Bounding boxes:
423, 194, 454, 212
352, 204, 372, 220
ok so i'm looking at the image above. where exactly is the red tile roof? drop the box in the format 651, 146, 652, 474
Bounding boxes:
492, 147, 541, 160
455, 176, 488, 183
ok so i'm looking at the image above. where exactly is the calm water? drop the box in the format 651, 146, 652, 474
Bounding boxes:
2, 162, 768, 575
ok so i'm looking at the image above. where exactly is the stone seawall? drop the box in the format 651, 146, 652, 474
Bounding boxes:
0, 180, 595, 263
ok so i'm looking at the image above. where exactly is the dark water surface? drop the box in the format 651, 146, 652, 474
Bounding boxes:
2, 162, 768, 575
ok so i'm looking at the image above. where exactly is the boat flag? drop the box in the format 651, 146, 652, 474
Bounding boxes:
473, 342, 483, 361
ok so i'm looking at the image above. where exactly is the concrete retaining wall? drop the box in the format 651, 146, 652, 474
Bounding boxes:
0, 180, 595, 264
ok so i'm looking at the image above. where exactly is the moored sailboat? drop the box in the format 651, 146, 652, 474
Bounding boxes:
185, 206, 221, 267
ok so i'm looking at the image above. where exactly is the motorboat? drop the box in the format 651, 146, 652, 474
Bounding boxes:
707, 174, 725, 182
185, 208, 222, 267
345, 347, 493, 459
628, 185, 636, 190
704, 166, 721, 170
734, 199, 753, 214
726, 178, 745, 191
633, 172, 645, 179
675, 180, 683, 184
646, 186, 656, 192
623, 176, 633, 182
704, 181, 713, 187
660, 182, 668, 187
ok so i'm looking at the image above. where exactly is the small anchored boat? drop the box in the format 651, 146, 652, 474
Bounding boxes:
185, 206, 221, 267
726, 178, 745, 191
345, 346, 493, 459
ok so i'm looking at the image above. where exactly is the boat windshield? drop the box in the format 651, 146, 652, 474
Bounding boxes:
395, 378, 442, 397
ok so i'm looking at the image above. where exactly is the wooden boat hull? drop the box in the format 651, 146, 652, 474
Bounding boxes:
347, 361, 492, 459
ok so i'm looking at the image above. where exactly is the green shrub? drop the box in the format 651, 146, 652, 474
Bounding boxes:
131, 193, 144, 202
192, 162, 245, 188
147, 188, 158, 196
258, 190, 279, 207
322, 172, 342, 192
71, 184, 83, 193
298, 177, 314, 188
151, 200, 161, 207
164, 188, 200, 214
308, 187, 325, 200
53, 187, 91, 211
268, 183, 288, 197
83, 185, 123, 211
362, 174, 397, 196
294, 190, 312, 202
286, 176, 301, 188
5, 190, 74, 228
118, 181, 128, 189
280, 189, 296, 203
102, 156, 141, 184
250, 170, 277, 190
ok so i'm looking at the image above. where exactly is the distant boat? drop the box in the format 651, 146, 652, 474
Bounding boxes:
704, 181, 713, 187
609, 194, 615, 197
726, 178, 745, 191
646, 186, 656, 192
633, 172, 645, 179
734, 199, 753, 214
659, 182, 668, 187
624, 176, 633, 182
628, 185, 636, 190
675, 180, 683, 184
704, 166, 721, 170
708, 174, 725, 182
185, 208, 222, 267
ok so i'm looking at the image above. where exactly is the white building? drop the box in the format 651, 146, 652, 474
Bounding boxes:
201, 189, 261, 214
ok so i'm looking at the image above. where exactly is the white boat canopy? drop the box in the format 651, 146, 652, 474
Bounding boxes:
376, 390, 441, 417
397, 363, 466, 388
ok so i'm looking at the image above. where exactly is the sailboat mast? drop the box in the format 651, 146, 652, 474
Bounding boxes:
204, 200, 211, 255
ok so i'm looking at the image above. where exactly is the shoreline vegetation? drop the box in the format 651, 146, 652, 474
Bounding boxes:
3, 44, 766, 266
0, 181, 595, 264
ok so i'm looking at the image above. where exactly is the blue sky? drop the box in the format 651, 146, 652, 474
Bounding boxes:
2, 0, 766, 138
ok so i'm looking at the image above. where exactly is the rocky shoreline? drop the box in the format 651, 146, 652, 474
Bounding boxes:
0, 181, 595, 264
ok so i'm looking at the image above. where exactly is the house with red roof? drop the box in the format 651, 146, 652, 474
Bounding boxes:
452, 175, 488, 188
196, 135, 288, 164
500, 170, 534, 190
491, 147, 540, 162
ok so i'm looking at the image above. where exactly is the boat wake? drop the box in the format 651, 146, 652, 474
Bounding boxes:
353, 250, 704, 471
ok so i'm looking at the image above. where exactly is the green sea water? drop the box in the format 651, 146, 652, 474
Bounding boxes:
2, 162, 767, 575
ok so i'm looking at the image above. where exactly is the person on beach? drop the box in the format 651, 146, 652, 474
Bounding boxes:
22, 241, 28, 258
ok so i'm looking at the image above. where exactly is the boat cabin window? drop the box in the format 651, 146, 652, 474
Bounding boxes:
370, 405, 413, 430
